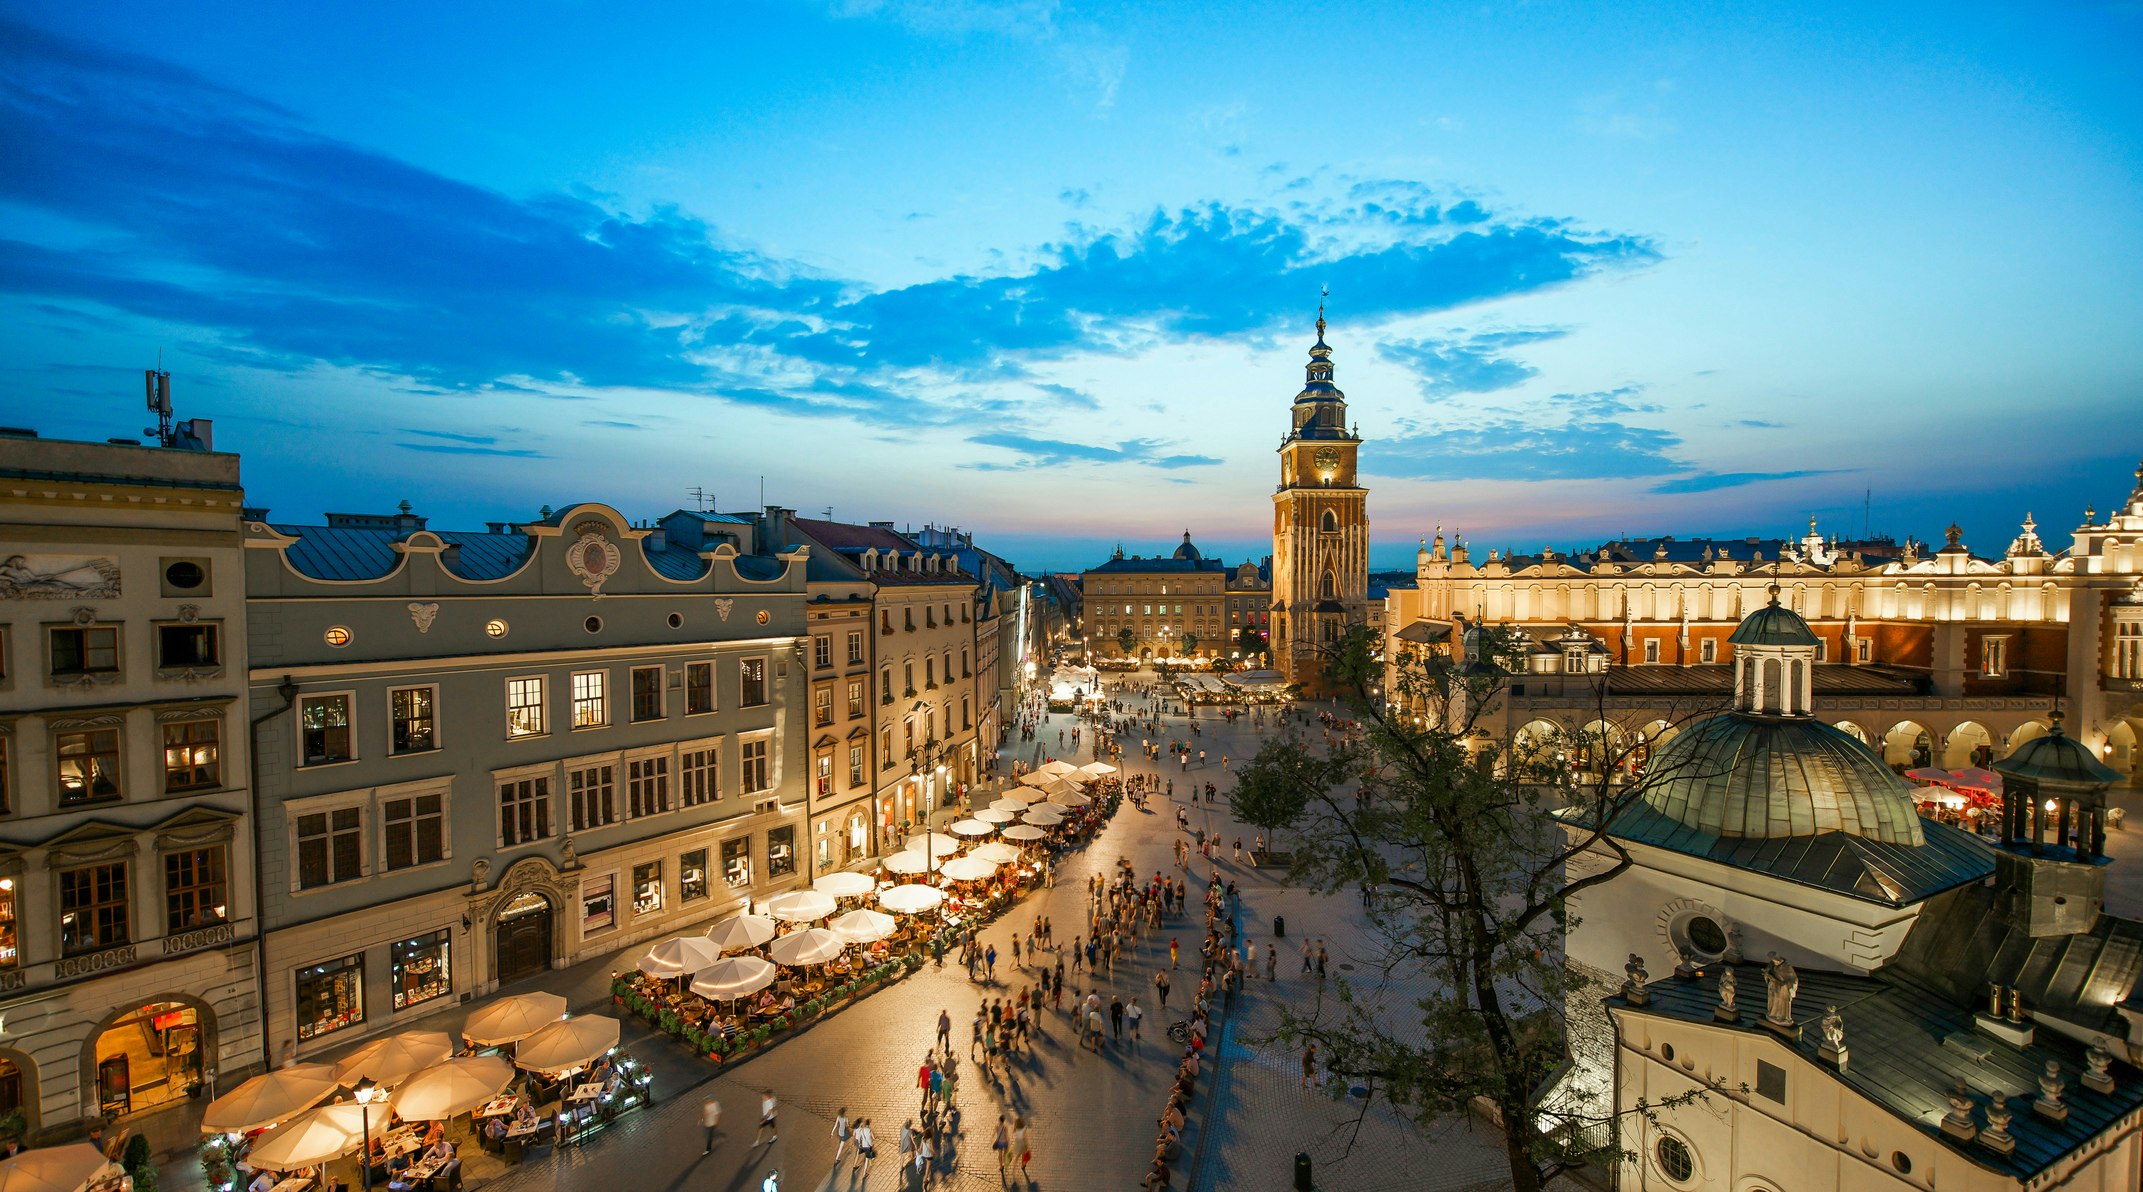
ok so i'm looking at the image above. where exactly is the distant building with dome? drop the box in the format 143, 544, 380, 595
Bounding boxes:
1560, 593, 2143, 1190
1078, 534, 1270, 662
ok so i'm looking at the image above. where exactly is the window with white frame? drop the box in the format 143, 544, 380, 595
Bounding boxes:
814, 687, 833, 726
299, 693, 354, 765
2117, 621, 2143, 680
572, 671, 608, 728
740, 657, 768, 707
846, 680, 864, 720
162, 718, 221, 791
630, 666, 664, 722
569, 762, 617, 830
1982, 635, 2009, 677
721, 836, 749, 888
741, 737, 770, 794
846, 631, 864, 664
389, 685, 438, 754
1643, 639, 1661, 664
1699, 638, 1718, 664
295, 802, 364, 888
814, 636, 831, 669
382, 788, 446, 870
685, 661, 714, 715
628, 754, 670, 817
506, 677, 546, 737
680, 744, 719, 807
497, 775, 552, 847
1856, 637, 1873, 663
849, 744, 865, 788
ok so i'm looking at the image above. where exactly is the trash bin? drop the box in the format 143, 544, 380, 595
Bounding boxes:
1294, 1152, 1313, 1191
1274, 914, 1286, 938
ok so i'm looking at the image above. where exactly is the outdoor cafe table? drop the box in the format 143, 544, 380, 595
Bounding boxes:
568, 1083, 603, 1106
269, 1177, 315, 1192
382, 1129, 422, 1156
473, 1095, 520, 1119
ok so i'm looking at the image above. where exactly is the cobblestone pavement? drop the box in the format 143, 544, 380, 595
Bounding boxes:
160, 672, 1524, 1192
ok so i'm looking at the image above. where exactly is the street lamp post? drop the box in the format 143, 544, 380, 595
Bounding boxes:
354, 1078, 388, 1192
909, 729, 943, 873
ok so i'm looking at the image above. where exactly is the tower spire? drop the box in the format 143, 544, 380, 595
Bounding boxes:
1315, 285, 1328, 344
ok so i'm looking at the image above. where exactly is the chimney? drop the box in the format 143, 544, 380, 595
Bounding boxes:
647, 525, 668, 552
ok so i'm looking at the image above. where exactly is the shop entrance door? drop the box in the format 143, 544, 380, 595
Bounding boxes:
494, 896, 552, 985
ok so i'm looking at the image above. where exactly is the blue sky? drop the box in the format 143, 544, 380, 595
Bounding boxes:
3, 1, 2139, 571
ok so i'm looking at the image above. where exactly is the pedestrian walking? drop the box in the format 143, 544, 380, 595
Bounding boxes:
829, 1107, 850, 1165
1317, 942, 1329, 979
755, 1090, 778, 1146
1155, 970, 1171, 1010
986, 943, 999, 980
1265, 945, 1277, 981
1111, 995, 1125, 1039
700, 1096, 721, 1154
854, 1118, 876, 1178
1233, 838, 1243, 862
971, 1010, 985, 1060
1302, 1042, 1318, 1089
1126, 995, 1144, 1046
917, 1054, 935, 1112
1169, 937, 1178, 969
1014, 1115, 1033, 1180
1071, 936, 1084, 973
1011, 932, 1022, 968
1246, 941, 1258, 976
1301, 939, 1313, 974
937, 1008, 952, 1055
993, 1114, 1011, 1178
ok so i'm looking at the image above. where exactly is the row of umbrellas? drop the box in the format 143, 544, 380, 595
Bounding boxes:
197, 995, 621, 1171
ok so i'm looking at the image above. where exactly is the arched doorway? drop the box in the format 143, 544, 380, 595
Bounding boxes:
493, 892, 554, 986
1943, 722, 1993, 769
2108, 722, 2138, 784
1883, 721, 1932, 768
2006, 720, 2051, 754
0, 1049, 36, 1139
843, 809, 869, 864
86, 1000, 208, 1118
1833, 720, 1869, 744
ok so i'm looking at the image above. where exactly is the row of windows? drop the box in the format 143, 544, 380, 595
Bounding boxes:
19, 621, 225, 682
812, 631, 868, 669
0, 843, 230, 963
0, 716, 226, 814
296, 657, 768, 768
878, 602, 971, 635
813, 680, 869, 727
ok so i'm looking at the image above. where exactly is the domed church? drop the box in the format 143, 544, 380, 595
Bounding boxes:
1562, 591, 2143, 1190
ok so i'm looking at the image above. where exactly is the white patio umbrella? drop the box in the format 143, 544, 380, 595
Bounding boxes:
1054, 791, 1093, 807
1023, 811, 1065, 828
638, 935, 728, 978
906, 831, 963, 855
462, 991, 567, 1045
766, 889, 838, 923
880, 851, 940, 875
390, 1056, 516, 1120
828, 908, 898, 944
244, 1102, 372, 1171
1032, 800, 1073, 815
1079, 761, 1117, 776
705, 913, 778, 952
691, 955, 777, 999
993, 791, 1040, 807
878, 884, 945, 914
1001, 824, 1047, 841
513, 1015, 621, 1075
1037, 760, 1080, 776
970, 842, 1022, 864
1018, 772, 1056, 788
768, 928, 846, 967
948, 818, 995, 837
939, 856, 998, 881
200, 1062, 341, 1133
0, 1147, 121, 1192
1040, 776, 1083, 798
974, 807, 1018, 823
813, 871, 877, 898
332, 1030, 454, 1088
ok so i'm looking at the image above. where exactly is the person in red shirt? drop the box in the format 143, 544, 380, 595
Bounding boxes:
917, 1056, 935, 1112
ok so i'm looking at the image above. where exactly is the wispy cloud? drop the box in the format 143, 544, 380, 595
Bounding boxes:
396, 442, 546, 458
964, 432, 1220, 470
1649, 470, 1840, 494
1380, 327, 1567, 398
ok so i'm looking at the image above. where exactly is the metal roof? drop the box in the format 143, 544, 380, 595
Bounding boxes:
273, 525, 534, 581
1614, 963, 2143, 1181
1637, 714, 1931, 845
1728, 599, 1821, 647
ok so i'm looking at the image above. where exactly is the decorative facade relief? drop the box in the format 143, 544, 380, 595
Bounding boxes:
566, 523, 622, 594
0, 554, 121, 599
408, 602, 440, 633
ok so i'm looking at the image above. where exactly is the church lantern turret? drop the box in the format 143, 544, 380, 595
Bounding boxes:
1727, 585, 1818, 718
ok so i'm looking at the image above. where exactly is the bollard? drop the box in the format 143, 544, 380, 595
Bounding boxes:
1294, 1152, 1313, 1191
1274, 914, 1286, 938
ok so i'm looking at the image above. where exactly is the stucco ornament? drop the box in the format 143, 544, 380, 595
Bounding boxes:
714, 598, 736, 622
409, 602, 441, 633
1621, 953, 1649, 1005
566, 523, 622, 595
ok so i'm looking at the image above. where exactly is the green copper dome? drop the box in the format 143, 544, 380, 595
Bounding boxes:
1638, 714, 1927, 845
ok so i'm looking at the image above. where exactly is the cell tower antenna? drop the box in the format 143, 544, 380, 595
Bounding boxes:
143, 359, 174, 446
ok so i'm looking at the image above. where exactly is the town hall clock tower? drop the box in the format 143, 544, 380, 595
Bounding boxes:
1271, 306, 1369, 690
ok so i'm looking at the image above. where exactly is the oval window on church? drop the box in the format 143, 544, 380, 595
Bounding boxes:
1685, 916, 1728, 959
1655, 1136, 1694, 1183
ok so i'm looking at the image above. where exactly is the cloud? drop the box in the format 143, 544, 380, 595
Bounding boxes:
1380, 327, 1567, 398
400, 428, 503, 446
0, 18, 1660, 450
396, 442, 546, 458
1372, 387, 1684, 482
964, 432, 1221, 470
1649, 470, 1841, 494
1734, 419, 1783, 428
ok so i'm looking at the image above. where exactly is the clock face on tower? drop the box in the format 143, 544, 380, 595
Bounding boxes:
1312, 446, 1340, 471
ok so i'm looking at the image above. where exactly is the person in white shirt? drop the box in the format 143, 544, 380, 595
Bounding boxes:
699, 1096, 720, 1155
754, 1091, 778, 1146
829, 1108, 850, 1165
852, 1119, 876, 1177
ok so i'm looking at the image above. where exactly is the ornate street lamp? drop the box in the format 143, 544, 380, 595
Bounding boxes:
354, 1078, 388, 1192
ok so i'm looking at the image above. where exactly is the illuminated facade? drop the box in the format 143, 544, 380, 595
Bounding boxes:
1271, 310, 1370, 688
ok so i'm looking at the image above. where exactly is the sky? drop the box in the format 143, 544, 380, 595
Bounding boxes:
3, 1, 2140, 572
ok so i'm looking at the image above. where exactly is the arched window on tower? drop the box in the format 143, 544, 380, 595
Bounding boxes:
1761, 659, 1782, 711
1321, 510, 1338, 533
1319, 570, 1337, 600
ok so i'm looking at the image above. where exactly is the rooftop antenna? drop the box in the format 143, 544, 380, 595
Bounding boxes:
687, 486, 714, 512
821, 507, 833, 520
143, 355, 174, 446
759, 475, 765, 509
